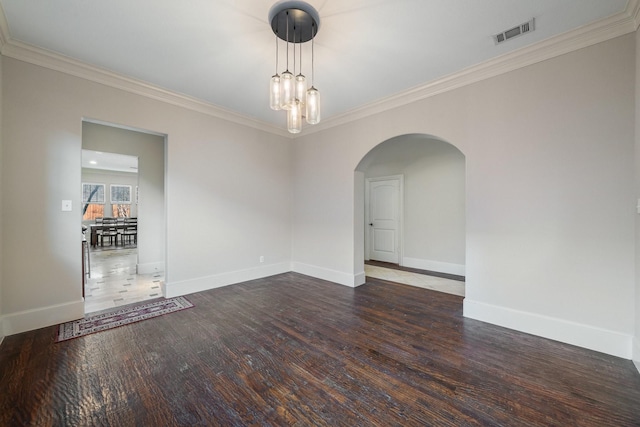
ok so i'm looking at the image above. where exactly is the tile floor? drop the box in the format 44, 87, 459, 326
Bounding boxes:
84, 246, 165, 313
364, 264, 465, 296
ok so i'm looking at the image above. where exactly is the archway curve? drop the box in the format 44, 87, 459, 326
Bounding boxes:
354, 133, 466, 171
353, 133, 466, 286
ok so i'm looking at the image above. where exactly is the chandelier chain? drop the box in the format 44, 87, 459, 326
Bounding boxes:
285, 11, 289, 71
274, 33, 278, 74
311, 23, 315, 87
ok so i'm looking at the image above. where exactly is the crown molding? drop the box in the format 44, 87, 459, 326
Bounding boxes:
303, 1, 640, 136
0, 2, 9, 50
0, 2, 637, 139
630, 0, 640, 29
0, 39, 293, 138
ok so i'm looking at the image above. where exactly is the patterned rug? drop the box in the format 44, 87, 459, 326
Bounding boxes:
56, 296, 194, 342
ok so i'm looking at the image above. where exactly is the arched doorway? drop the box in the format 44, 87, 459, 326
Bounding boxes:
354, 134, 466, 290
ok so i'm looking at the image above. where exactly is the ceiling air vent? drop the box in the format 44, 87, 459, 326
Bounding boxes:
494, 18, 535, 45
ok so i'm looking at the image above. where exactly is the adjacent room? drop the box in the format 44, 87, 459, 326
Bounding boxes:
81, 122, 166, 313
1, 0, 640, 425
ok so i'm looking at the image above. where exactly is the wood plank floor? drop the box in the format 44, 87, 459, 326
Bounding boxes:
1, 272, 639, 426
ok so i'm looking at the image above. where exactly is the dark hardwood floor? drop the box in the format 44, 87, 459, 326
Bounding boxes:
1, 272, 639, 426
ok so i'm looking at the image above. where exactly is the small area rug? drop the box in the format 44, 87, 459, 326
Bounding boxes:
56, 296, 194, 342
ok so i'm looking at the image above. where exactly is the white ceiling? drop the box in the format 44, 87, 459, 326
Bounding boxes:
82, 150, 138, 173
0, 0, 631, 131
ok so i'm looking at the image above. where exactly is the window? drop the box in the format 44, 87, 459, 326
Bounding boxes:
110, 185, 132, 218
112, 204, 131, 218
82, 183, 105, 204
110, 184, 132, 204
84, 204, 105, 221
82, 183, 105, 221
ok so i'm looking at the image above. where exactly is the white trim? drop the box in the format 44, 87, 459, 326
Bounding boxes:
631, 0, 640, 30
3, 299, 85, 336
0, 1, 8, 49
291, 262, 365, 288
402, 257, 465, 277
0, 40, 292, 138
137, 261, 165, 275
354, 271, 366, 287
365, 175, 404, 265
164, 262, 291, 298
0, 2, 636, 138
364, 179, 370, 262
83, 117, 167, 138
633, 337, 640, 374
0, 317, 4, 346
463, 298, 632, 359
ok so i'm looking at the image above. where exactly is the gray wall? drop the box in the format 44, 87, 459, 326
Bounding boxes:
357, 135, 465, 273
83, 123, 163, 273
293, 34, 635, 358
1, 56, 292, 335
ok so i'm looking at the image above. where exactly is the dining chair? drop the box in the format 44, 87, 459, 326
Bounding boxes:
122, 223, 137, 246
100, 217, 119, 246
94, 217, 104, 243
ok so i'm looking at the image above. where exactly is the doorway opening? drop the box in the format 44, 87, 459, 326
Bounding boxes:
355, 134, 466, 295
81, 120, 166, 314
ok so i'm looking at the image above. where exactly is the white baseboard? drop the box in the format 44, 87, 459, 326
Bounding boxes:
0, 317, 4, 346
137, 261, 165, 275
633, 337, 640, 374
164, 262, 291, 298
402, 257, 465, 276
3, 299, 85, 336
292, 262, 365, 287
463, 298, 632, 359
354, 271, 366, 287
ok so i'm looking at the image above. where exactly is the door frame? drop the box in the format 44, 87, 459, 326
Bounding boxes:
81, 119, 168, 311
364, 174, 404, 265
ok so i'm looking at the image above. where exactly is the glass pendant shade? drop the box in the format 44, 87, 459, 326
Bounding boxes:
305, 86, 320, 124
287, 99, 302, 133
268, 1, 320, 132
280, 71, 294, 110
295, 74, 306, 106
270, 74, 281, 110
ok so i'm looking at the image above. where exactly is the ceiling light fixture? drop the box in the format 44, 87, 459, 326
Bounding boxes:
269, 1, 320, 134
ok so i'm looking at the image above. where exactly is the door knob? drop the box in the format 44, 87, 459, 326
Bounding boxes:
369, 223, 373, 226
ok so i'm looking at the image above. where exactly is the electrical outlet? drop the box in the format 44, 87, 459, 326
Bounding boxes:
259, 256, 264, 263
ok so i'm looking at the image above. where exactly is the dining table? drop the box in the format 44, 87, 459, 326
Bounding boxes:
88, 219, 137, 247
88, 223, 112, 247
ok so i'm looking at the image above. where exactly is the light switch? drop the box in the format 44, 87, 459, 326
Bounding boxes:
61, 200, 72, 211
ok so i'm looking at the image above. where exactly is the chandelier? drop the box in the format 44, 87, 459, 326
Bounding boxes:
268, 1, 320, 134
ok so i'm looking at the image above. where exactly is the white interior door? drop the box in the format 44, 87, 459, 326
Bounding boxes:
368, 178, 401, 264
